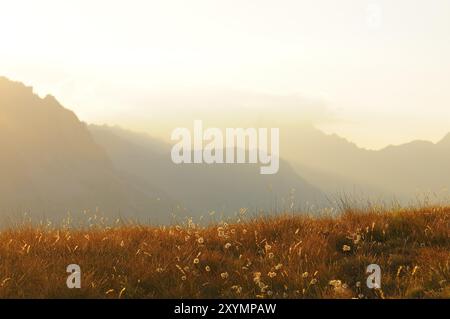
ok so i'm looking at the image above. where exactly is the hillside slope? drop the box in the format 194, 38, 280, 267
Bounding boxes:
0, 77, 325, 222
281, 124, 450, 200
89, 125, 326, 216
0, 77, 173, 220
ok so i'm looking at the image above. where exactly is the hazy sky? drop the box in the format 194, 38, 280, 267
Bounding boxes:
1, 0, 449, 149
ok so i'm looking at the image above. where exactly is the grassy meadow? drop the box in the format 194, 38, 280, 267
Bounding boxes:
0, 206, 448, 299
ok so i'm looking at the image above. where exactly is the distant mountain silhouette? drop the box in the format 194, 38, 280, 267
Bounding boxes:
0, 77, 324, 222
281, 124, 450, 201
438, 133, 450, 147
89, 125, 325, 217
0, 77, 174, 222
1, 76, 448, 222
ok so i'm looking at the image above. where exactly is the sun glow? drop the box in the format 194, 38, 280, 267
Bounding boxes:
1, 0, 450, 149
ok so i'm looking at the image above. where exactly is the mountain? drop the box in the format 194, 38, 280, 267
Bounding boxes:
438, 133, 450, 148
281, 124, 450, 202
0, 77, 174, 222
0, 77, 325, 222
89, 125, 326, 217
2, 76, 448, 221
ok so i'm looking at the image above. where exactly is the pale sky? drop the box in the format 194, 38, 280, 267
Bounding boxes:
1, 0, 450, 149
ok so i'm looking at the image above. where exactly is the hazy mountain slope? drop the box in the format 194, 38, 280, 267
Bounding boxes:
2, 76, 448, 221
373, 140, 450, 194
282, 124, 450, 200
0, 77, 173, 220
89, 125, 326, 217
438, 133, 450, 147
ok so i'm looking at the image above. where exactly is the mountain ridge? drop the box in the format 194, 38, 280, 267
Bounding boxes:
0, 77, 326, 221
1, 76, 449, 221
0, 77, 175, 221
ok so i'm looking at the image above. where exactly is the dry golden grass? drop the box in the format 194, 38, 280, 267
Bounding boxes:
0, 206, 448, 299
